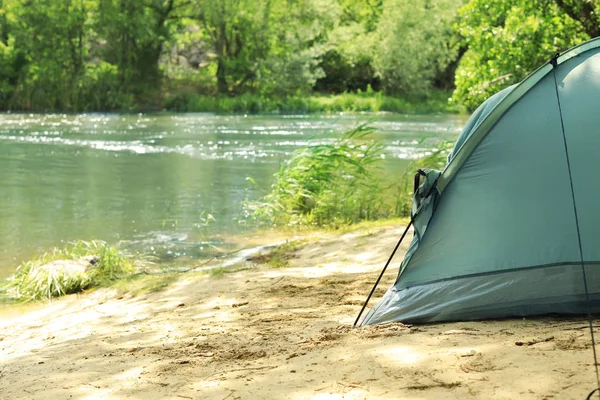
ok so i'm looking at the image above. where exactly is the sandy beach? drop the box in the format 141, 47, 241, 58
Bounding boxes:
1, 223, 598, 399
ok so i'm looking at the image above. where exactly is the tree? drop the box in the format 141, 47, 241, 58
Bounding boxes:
93, 0, 185, 87
554, 0, 600, 38
314, 0, 382, 93
194, 0, 270, 94
373, 0, 464, 94
0, 0, 18, 106
10, 0, 90, 109
193, 0, 335, 95
453, 0, 593, 110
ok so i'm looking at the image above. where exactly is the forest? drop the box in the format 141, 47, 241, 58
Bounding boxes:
0, 0, 598, 113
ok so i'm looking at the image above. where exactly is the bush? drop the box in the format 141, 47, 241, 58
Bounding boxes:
76, 62, 135, 111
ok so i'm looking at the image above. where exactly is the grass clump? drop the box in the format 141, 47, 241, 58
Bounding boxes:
205, 264, 251, 278
2, 240, 137, 302
110, 273, 179, 297
243, 123, 455, 228
243, 123, 388, 227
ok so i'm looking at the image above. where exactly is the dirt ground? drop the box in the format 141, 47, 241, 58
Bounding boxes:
1, 224, 599, 399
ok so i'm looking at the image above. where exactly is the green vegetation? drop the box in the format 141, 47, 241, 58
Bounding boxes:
0, 0, 597, 112
246, 241, 302, 269
0, 0, 465, 113
165, 90, 460, 114
1, 240, 137, 301
244, 123, 386, 226
244, 124, 453, 227
453, 0, 598, 110
375, 0, 463, 93
205, 264, 250, 278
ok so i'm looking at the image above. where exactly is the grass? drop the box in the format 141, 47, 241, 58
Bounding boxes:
321, 217, 410, 234
198, 239, 306, 280
243, 122, 453, 228
1, 240, 138, 302
163, 90, 463, 114
205, 264, 252, 278
243, 123, 389, 227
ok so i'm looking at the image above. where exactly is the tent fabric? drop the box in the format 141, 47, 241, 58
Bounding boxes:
398, 168, 441, 277
447, 84, 515, 164
361, 38, 600, 325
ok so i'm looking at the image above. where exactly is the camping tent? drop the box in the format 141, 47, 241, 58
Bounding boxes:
361, 37, 600, 325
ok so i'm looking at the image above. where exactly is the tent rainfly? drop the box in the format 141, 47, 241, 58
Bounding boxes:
361, 37, 600, 325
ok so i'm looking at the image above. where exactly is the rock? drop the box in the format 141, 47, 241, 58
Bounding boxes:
38, 256, 98, 276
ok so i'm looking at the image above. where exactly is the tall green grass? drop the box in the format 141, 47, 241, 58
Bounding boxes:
1, 240, 137, 302
243, 124, 454, 228
164, 90, 462, 114
243, 123, 386, 226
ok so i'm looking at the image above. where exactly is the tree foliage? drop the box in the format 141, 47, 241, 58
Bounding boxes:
93, 0, 182, 86
374, 0, 464, 94
7, 0, 595, 111
0, 0, 184, 110
314, 0, 382, 93
453, 0, 594, 110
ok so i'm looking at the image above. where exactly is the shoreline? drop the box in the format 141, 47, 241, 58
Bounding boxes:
0, 221, 597, 399
1, 91, 463, 115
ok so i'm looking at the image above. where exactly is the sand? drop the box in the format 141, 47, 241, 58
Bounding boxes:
1, 224, 599, 399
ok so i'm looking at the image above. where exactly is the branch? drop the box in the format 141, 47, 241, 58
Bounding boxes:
554, 0, 600, 38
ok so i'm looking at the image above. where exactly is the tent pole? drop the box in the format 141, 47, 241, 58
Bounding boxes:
352, 220, 413, 328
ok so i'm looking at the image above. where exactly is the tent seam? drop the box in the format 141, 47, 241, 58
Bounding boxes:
396, 261, 600, 291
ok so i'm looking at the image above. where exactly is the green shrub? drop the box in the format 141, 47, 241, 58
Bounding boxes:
76, 62, 135, 111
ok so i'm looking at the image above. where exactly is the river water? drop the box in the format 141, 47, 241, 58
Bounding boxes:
0, 112, 467, 279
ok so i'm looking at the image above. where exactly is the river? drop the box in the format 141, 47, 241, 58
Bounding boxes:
0, 112, 467, 279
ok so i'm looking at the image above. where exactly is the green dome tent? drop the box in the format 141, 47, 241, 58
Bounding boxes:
361, 37, 600, 325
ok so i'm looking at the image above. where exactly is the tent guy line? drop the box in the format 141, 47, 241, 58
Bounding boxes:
551, 51, 600, 399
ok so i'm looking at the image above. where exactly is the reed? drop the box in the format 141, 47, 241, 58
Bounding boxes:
244, 124, 455, 227
244, 123, 387, 227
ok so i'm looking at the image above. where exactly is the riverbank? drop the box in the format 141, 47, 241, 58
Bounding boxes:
2, 89, 463, 115
162, 90, 462, 114
0, 221, 596, 399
